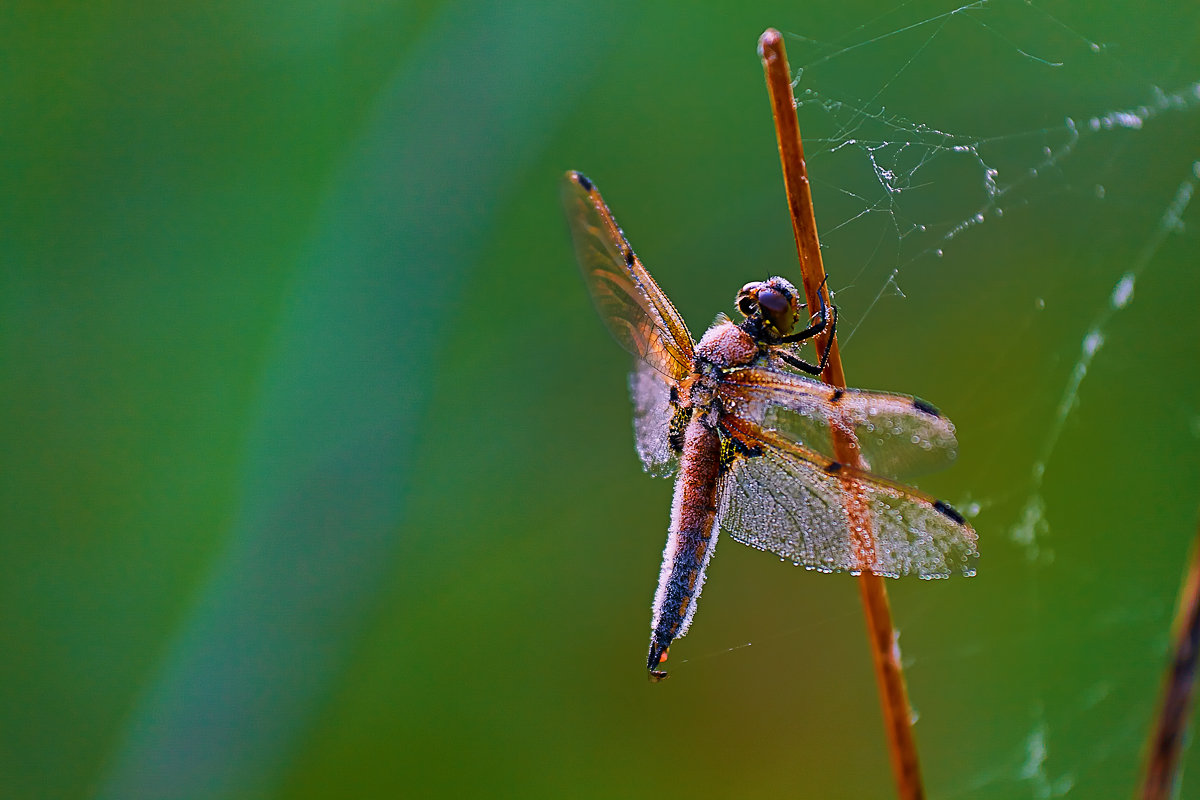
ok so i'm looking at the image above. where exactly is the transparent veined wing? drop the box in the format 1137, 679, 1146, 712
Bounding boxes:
629, 359, 679, 476
718, 365, 958, 480
562, 171, 695, 382
563, 171, 694, 474
718, 415, 978, 578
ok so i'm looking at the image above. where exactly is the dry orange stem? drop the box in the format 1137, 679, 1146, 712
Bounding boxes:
1140, 513, 1200, 800
759, 28, 925, 800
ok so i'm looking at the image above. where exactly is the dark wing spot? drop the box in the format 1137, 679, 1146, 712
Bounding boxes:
624, 247, 635, 266
913, 397, 941, 417
573, 172, 593, 191
934, 500, 966, 525
669, 385, 679, 404
830, 388, 844, 403
824, 461, 843, 474
731, 437, 762, 458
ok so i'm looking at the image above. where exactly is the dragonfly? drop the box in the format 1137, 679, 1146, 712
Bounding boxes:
562, 171, 978, 680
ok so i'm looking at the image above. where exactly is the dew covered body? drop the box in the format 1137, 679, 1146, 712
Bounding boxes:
649, 322, 758, 671
562, 171, 978, 680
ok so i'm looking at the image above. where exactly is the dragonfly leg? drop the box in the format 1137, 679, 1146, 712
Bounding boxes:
778, 303, 838, 374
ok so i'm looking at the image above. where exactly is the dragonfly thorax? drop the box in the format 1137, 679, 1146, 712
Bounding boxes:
695, 319, 759, 369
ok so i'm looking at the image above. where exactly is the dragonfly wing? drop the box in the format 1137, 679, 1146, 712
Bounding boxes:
563, 171, 694, 474
630, 359, 680, 476
719, 366, 958, 480
562, 171, 695, 382
718, 416, 978, 578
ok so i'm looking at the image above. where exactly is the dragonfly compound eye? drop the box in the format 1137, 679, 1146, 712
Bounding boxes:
736, 282, 764, 317
756, 287, 795, 335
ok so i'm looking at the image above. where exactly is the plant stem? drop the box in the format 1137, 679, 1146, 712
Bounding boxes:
758, 28, 925, 800
1140, 512, 1200, 800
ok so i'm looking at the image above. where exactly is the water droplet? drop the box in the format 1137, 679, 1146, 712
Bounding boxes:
1095, 184, 1106, 199
1034, 297, 1045, 310
1111, 273, 1135, 308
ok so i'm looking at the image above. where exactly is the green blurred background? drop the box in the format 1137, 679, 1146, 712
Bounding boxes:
4, 1, 1200, 798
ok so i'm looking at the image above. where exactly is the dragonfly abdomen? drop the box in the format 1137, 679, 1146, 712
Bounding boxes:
648, 415, 723, 679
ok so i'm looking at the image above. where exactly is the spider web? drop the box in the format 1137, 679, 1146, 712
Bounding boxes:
719, 3, 1200, 797
787, 4, 1200, 344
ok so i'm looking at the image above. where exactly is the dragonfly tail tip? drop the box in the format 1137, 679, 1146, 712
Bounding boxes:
647, 639, 671, 681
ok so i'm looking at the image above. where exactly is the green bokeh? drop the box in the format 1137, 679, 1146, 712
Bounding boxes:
4, 2, 1200, 798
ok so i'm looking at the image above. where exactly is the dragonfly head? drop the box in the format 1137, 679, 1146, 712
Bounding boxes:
736, 276, 801, 339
